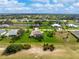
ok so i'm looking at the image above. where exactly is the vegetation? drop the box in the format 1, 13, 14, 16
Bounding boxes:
0, 14, 79, 59
46, 31, 54, 37
43, 43, 49, 51
22, 44, 31, 50
43, 44, 55, 51
3, 44, 31, 55
3, 44, 23, 55
49, 44, 55, 51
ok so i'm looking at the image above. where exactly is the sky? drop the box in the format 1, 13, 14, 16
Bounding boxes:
0, 0, 79, 14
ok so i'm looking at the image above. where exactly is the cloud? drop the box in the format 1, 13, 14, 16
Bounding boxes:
73, 2, 79, 7
32, 0, 50, 3
31, 3, 64, 9
0, 0, 32, 13
53, 0, 76, 3
0, 0, 79, 14
0, 0, 25, 8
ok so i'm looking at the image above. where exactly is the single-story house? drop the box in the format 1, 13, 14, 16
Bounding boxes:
5, 29, 21, 37
0, 30, 6, 36
2, 24, 10, 27
0, 24, 10, 28
30, 28, 43, 37
51, 24, 61, 27
67, 24, 78, 28
75, 20, 79, 23
19, 19, 28, 22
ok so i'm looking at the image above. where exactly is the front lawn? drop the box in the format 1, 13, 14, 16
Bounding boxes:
0, 29, 77, 44
14, 30, 77, 44
15, 31, 57, 43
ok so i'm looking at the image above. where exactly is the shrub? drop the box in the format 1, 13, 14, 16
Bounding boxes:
22, 44, 31, 50
35, 34, 43, 41
43, 44, 49, 51
4, 44, 23, 55
26, 29, 29, 33
43, 44, 55, 51
49, 44, 55, 51
47, 31, 53, 37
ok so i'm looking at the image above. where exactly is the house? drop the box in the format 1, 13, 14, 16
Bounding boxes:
30, 28, 43, 37
2, 24, 10, 27
67, 24, 78, 28
0, 30, 6, 36
19, 18, 28, 22
75, 20, 79, 23
0, 24, 10, 28
51, 24, 61, 27
5, 29, 21, 37
0, 19, 7, 22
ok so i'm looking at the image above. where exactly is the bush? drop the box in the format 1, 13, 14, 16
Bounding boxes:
43, 44, 49, 51
35, 34, 43, 41
43, 44, 55, 51
26, 29, 29, 33
47, 32, 53, 37
22, 44, 31, 50
4, 44, 23, 55
49, 44, 55, 51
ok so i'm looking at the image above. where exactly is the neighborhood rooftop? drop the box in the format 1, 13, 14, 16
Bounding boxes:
5, 29, 20, 36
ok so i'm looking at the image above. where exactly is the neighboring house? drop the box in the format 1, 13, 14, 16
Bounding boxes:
16, 18, 28, 22
32, 24, 40, 27
51, 24, 61, 27
2, 24, 10, 27
0, 24, 10, 28
30, 28, 43, 37
75, 20, 79, 23
67, 24, 78, 28
20, 19, 29, 22
0, 30, 6, 36
0, 19, 7, 22
5, 29, 21, 37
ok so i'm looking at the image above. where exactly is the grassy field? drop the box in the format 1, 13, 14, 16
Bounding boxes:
0, 30, 77, 44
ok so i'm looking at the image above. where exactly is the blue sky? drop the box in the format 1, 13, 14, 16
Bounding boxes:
0, 0, 79, 14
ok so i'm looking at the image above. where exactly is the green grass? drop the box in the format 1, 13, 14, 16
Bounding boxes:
0, 29, 77, 44
15, 31, 57, 43
14, 31, 77, 44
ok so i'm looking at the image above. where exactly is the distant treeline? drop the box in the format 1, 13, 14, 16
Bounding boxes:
0, 14, 79, 20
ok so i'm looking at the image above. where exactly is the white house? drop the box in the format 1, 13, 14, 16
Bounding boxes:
2, 24, 10, 27
0, 30, 6, 36
67, 24, 78, 28
5, 29, 21, 37
51, 24, 61, 27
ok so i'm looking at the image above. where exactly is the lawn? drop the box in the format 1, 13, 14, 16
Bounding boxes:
0, 28, 77, 45
15, 30, 57, 43
14, 30, 77, 44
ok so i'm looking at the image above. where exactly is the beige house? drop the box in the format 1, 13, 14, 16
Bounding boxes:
30, 28, 43, 37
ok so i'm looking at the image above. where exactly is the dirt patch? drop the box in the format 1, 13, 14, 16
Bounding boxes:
5, 47, 67, 57
1, 46, 79, 59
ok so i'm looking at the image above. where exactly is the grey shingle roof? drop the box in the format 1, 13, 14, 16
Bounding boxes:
0, 30, 6, 34
6, 29, 19, 36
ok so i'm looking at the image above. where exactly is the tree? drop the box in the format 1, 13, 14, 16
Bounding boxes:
3, 44, 23, 55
